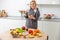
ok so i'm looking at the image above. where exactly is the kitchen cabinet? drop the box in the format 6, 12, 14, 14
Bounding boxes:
38, 21, 43, 31
0, 18, 26, 34
42, 21, 60, 40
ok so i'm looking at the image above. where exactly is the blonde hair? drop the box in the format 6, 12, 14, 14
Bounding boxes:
30, 1, 37, 5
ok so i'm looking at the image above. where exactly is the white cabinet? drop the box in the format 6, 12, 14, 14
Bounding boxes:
42, 21, 60, 40
0, 19, 26, 34
38, 21, 43, 31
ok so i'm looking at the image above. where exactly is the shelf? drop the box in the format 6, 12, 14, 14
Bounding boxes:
37, 4, 60, 6
27, 4, 60, 6
0, 16, 25, 20
0, 17, 60, 22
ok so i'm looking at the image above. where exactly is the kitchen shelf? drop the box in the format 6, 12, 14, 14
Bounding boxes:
37, 4, 60, 6
0, 16, 25, 20
0, 17, 60, 22
27, 4, 60, 6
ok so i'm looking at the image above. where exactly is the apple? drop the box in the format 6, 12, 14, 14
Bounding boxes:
22, 26, 26, 30
28, 29, 33, 35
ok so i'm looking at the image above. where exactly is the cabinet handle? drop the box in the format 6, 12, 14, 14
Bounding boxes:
47, 36, 49, 40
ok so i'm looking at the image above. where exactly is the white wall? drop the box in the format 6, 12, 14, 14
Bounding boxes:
37, 0, 60, 4
26, 0, 60, 4
38, 5, 60, 18
0, 0, 28, 16
0, 0, 60, 18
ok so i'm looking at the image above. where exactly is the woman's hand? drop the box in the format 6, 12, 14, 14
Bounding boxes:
28, 15, 35, 20
19, 10, 27, 16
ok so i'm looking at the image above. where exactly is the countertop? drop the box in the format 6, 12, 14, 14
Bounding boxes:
0, 17, 60, 22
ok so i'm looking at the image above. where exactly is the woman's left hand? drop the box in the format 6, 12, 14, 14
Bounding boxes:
28, 15, 35, 20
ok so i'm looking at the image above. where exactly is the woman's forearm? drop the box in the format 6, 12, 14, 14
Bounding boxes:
32, 11, 40, 21
24, 12, 28, 18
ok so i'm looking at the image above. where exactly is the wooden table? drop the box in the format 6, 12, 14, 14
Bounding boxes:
0, 31, 47, 40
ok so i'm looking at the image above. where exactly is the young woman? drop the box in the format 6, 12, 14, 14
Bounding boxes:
24, 1, 40, 29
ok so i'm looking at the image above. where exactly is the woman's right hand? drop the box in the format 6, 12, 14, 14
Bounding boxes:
19, 10, 27, 16
23, 11, 27, 16
23, 13, 26, 16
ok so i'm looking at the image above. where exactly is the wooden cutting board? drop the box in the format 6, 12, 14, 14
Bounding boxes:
0, 31, 47, 40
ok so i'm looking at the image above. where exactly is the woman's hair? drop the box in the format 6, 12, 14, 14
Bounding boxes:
30, 0, 37, 5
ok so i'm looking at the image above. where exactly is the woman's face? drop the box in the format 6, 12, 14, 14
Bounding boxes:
30, 2, 36, 10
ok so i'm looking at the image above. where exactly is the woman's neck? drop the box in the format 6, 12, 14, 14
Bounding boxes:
30, 8, 37, 10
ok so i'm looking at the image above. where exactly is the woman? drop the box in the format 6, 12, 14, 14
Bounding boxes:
24, 1, 40, 29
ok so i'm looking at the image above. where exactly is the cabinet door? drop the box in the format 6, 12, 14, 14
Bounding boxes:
8, 20, 26, 29
21, 20, 26, 26
43, 21, 60, 40
0, 19, 26, 34
38, 21, 43, 31
0, 19, 9, 34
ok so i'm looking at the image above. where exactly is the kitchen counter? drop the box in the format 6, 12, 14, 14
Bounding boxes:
0, 17, 60, 22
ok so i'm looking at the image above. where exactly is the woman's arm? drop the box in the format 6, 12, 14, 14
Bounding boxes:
24, 12, 35, 19
24, 12, 28, 18
32, 10, 40, 21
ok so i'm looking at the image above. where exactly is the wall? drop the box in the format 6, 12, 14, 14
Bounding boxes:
0, 0, 28, 16
37, 0, 60, 4
38, 5, 60, 18
0, 0, 60, 18
26, 0, 60, 4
